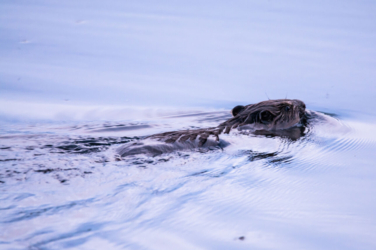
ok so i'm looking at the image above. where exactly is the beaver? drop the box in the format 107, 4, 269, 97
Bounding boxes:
117, 99, 307, 157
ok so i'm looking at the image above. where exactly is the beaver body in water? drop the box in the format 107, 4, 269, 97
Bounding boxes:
117, 99, 307, 157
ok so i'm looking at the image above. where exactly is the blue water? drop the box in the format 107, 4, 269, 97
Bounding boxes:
1, 1, 376, 249
1, 110, 376, 249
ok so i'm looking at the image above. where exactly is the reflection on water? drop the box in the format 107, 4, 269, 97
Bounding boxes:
1, 109, 376, 249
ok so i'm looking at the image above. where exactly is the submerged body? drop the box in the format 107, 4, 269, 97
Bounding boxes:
117, 99, 307, 157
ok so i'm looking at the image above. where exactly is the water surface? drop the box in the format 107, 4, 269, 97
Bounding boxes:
1, 1, 376, 249
1, 109, 376, 249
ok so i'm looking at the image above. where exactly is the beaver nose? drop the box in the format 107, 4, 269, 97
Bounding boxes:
299, 108, 305, 118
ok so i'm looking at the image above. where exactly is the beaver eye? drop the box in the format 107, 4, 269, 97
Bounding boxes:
260, 111, 274, 124
285, 106, 290, 112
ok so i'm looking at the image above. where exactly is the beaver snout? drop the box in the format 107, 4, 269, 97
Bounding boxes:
298, 106, 306, 118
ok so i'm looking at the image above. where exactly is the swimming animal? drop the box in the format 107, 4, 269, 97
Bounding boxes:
117, 99, 307, 157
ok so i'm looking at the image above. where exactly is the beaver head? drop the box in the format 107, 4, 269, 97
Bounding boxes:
223, 99, 306, 132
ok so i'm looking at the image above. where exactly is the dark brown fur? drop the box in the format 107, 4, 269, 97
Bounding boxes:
148, 99, 306, 146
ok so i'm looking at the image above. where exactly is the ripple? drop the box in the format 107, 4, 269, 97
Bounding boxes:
2, 198, 96, 223
29, 222, 107, 250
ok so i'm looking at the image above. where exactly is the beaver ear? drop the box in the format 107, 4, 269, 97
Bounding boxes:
232, 105, 245, 117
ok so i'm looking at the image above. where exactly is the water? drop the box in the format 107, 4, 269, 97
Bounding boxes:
1, 0, 376, 249
1, 109, 376, 249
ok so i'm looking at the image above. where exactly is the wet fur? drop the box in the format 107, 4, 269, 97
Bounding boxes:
117, 99, 307, 157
